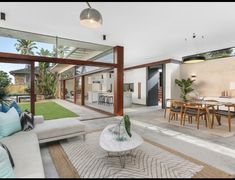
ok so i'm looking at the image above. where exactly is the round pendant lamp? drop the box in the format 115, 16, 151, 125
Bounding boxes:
80, 2, 103, 28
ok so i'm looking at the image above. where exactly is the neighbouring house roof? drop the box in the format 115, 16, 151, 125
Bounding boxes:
9, 67, 40, 75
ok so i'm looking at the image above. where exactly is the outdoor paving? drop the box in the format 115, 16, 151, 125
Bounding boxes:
40, 100, 235, 177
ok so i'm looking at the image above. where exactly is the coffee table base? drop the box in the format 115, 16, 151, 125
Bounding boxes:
106, 150, 136, 168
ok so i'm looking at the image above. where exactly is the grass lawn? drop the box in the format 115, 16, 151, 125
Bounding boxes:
18, 101, 78, 120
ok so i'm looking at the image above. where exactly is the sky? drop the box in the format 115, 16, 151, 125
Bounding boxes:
0, 37, 53, 83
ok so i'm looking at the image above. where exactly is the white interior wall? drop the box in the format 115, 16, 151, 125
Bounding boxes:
124, 68, 147, 105
180, 56, 235, 97
165, 63, 181, 100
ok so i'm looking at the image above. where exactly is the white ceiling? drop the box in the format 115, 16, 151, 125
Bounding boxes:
1, 2, 235, 67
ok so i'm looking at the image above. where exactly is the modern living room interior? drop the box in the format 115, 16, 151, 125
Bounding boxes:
0, 2, 235, 178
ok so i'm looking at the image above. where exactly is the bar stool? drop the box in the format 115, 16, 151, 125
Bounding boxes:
98, 95, 106, 105
106, 96, 113, 106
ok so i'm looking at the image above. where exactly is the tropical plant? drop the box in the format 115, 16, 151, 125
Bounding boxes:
52, 45, 70, 58
15, 39, 38, 55
35, 48, 58, 98
175, 78, 195, 102
36, 48, 52, 57
124, 115, 132, 137
36, 61, 58, 99
0, 71, 11, 101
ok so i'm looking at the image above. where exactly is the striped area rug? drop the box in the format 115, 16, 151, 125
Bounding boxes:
58, 132, 204, 178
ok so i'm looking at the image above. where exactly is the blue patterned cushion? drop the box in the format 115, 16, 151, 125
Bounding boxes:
2, 101, 22, 116
10, 101, 22, 116
2, 102, 10, 113
0, 146, 15, 178
0, 107, 21, 139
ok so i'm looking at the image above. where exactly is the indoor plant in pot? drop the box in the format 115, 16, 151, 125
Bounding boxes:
175, 78, 195, 102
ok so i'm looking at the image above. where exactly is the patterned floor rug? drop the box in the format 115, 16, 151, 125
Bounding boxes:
48, 131, 232, 178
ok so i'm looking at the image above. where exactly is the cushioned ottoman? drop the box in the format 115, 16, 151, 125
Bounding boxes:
33, 118, 86, 143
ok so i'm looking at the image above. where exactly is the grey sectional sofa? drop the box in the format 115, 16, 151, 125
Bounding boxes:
0, 116, 86, 178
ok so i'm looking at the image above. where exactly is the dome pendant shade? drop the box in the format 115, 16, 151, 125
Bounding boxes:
183, 56, 206, 64
80, 8, 103, 28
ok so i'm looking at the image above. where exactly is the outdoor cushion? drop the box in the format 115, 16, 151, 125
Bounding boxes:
0, 146, 14, 178
0, 108, 21, 139
34, 118, 85, 141
0, 131, 45, 178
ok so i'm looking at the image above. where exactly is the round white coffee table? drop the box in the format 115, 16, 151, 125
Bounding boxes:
99, 124, 143, 168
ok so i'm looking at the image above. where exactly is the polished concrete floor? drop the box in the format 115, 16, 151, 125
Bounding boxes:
40, 100, 235, 178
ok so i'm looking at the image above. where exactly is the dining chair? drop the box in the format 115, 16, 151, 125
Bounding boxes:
212, 103, 235, 132
164, 98, 174, 118
168, 100, 184, 123
183, 102, 207, 129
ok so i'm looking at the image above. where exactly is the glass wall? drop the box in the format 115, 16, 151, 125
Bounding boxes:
75, 77, 82, 105
0, 27, 113, 64
84, 69, 114, 114
0, 62, 31, 112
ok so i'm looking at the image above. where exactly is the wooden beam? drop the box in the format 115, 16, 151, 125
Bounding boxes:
74, 77, 77, 104
63, 80, 66, 100
113, 46, 124, 116
81, 76, 85, 106
0, 58, 32, 64
124, 58, 181, 71
30, 62, 35, 115
0, 52, 118, 68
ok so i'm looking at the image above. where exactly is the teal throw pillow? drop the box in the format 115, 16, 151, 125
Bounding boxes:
0, 107, 21, 139
0, 146, 15, 178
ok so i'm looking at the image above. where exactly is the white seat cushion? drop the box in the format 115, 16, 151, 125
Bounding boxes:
0, 131, 45, 178
34, 119, 85, 141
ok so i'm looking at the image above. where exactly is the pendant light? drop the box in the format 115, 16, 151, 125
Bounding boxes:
183, 33, 206, 64
80, 2, 103, 28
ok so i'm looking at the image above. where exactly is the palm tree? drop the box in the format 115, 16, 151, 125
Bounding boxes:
15, 39, 38, 55
52, 45, 70, 58
36, 48, 52, 57
35, 48, 58, 99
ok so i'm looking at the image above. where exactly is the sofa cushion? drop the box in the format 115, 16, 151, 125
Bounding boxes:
0, 143, 14, 168
0, 131, 45, 178
10, 101, 22, 116
2, 102, 10, 113
20, 110, 34, 131
0, 108, 21, 139
34, 118, 85, 141
0, 146, 14, 178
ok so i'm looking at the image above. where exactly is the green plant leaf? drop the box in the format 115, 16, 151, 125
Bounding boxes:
124, 115, 132, 137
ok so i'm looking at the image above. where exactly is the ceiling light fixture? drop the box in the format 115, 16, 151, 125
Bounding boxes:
183, 55, 206, 64
0, 12, 6, 21
80, 2, 103, 28
183, 33, 206, 64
